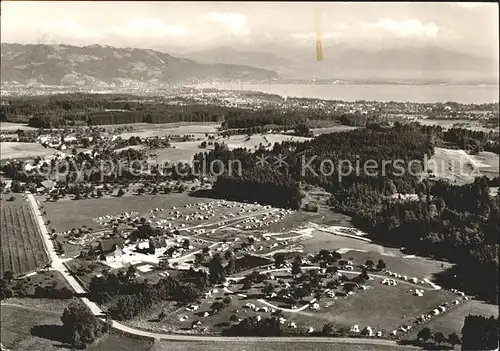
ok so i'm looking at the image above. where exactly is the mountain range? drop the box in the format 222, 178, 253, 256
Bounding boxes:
175, 44, 499, 83
0, 43, 279, 88
1, 43, 498, 88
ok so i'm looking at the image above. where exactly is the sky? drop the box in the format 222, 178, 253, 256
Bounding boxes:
1, 1, 498, 57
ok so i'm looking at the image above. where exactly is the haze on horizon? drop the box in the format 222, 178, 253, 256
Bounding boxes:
1, 1, 499, 59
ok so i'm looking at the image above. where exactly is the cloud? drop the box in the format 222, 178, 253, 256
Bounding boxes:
112, 18, 187, 38
290, 32, 340, 40
206, 12, 249, 35
374, 19, 439, 38
56, 20, 100, 38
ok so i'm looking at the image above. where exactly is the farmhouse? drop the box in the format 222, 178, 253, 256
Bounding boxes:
98, 238, 125, 254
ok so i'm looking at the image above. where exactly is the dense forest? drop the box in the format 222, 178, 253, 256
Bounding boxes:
461, 314, 499, 350
1, 94, 232, 127
192, 124, 498, 302
1, 93, 377, 128
212, 167, 303, 209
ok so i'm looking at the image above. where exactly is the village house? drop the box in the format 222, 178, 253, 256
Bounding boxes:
98, 238, 125, 254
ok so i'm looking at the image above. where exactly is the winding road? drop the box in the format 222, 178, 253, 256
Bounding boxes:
23, 193, 417, 348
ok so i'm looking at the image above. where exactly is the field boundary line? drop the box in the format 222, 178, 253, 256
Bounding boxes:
25, 193, 53, 268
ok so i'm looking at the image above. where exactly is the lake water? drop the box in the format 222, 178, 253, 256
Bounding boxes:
192, 83, 499, 104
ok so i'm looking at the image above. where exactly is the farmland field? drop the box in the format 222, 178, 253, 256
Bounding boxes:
0, 142, 58, 160
0, 197, 49, 277
415, 119, 498, 133
0, 122, 37, 131
118, 122, 219, 139
155, 141, 212, 163
215, 134, 312, 151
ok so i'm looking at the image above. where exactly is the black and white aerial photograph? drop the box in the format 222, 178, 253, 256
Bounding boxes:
0, 1, 498, 351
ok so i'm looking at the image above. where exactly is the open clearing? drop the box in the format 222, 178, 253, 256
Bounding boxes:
118, 123, 219, 139
40, 194, 212, 232
150, 133, 313, 163
0, 122, 37, 131
312, 125, 360, 135
334, 250, 451, 281
425, 147, 499, 185
0, 142, 58, 160
155, 341, 409, 351
0, 298, 71, 350
405, 300, 499, 339
415, 119, 499, 133
154, 142, 213, 163
89, 331, 154, 351
215, 134, 312, 151
1, 196, 50, 277
301, 229, 402, 256
290, 278, 456, 333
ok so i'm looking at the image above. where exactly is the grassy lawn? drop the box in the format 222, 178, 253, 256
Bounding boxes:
154, 340, 409, 351
1, 298, 154, 351
0, 142, 58, 160
292, 282, 457, 334
1, 298, 71, 350
260, 211, 346, 233
300, 230, 403, 256
88, 331, 154, 351
311, 125, 360, 135
406, 300, 499, 339
0, 122, 37, 131
125, 259, 456, 339
118, 123, 218, 139
40, 193, 211, 232
152, 144, 208, 163
338, 250, 451, 281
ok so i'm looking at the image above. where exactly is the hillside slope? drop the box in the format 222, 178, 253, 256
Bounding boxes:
0, 43, 280, 87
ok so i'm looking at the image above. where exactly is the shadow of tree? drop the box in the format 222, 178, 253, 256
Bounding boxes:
398, 339, 454, 350
30, 324, 69, 345
432, 265, 497, 304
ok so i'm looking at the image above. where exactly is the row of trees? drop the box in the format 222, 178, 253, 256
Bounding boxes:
415, 314, 499, 350
423, 124, 499, 154
416, 327, 461, 348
